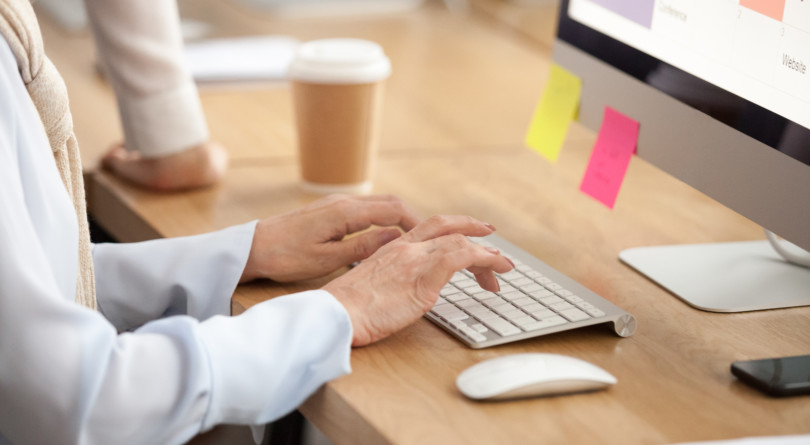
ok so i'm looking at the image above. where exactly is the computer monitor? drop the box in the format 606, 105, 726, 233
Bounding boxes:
553, 0, 810, 312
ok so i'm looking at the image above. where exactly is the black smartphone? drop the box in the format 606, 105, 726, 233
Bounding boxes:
731, 354, 810, 397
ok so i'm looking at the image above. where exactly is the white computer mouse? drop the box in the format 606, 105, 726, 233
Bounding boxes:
456, 353, 617, 400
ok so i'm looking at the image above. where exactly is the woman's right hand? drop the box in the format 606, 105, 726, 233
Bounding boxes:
324, 215, 515, 347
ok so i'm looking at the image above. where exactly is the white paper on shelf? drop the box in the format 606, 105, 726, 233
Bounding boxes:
184, 35, 299, 83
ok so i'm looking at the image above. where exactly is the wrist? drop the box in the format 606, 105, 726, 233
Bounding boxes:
323, 280, 373, 347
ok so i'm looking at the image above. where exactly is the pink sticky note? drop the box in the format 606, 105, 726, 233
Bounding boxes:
579, 107, 639, 209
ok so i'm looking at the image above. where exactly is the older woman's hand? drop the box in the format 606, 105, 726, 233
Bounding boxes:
324, 215, 514, 347
101, 140, 228, 191
241, 194, 422, 283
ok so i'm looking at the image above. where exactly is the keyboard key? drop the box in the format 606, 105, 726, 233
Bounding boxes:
455, 279, 479, 289
459, 325, 487, 343
546, 283, 564, 291
537, 277, 553, 285
441, 311, 470, 322
470, 323, 489, 333
466, 303, 490, 313
456, 299, 480, 309
565, 295, 584, 303
463, 302, 487, 313
513, 297, 535, 307
472, 291, 497, 301
491, 303, 515, 315
498, 284, 517, 294
482, 296, 508, 308
539, 295, 564, 306
512, 316, 537, 329
500, 309, 525, 320
446, 293, 471, 303
472, 309, 500, 321
500, 290, 524, 302
529, 289, 554, 299
559, 308, 590, 322
464, 285, 486, 295
525, 270, 544, 278
448, 319, 470, 330
440, 286, 460, 297
529, 308, 556, 320
516, 263, 533, 272
519, 283, 544, 293
511, 277, 534, 287
556, 289, 574, 298
433, 298, 449, 308
550, 301, 575, 312
482, 318, 521, 337
431, 304, 458, 315
502, 311, 530, 323
521, 302, 544, 313
499, 270, 524, 281
450, 273, 467, 283
523, 316, 567, 331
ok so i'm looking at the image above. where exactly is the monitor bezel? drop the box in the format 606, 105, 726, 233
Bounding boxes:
556, 0, 810, 169
551, 0, 810, 251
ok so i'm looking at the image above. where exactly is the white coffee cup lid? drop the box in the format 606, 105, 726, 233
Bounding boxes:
288, 38, 391, 84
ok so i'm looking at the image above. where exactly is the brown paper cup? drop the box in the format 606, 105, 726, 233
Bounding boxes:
292, 81, 384, 194
288, 39, 391, 194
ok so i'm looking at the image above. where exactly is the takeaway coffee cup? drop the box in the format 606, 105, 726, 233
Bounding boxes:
288, 38, 391, 194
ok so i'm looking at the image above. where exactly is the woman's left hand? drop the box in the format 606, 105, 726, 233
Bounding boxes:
241, 194, 422, 283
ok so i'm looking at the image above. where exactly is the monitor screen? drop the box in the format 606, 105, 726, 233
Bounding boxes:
565, 0, 810, 142
552, 0, 810, 312
555, 0, 810, 249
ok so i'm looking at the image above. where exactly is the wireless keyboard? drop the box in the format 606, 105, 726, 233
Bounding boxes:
425, 234, 637, 349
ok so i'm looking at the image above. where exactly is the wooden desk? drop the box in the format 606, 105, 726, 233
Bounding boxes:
46, 1, 810, 444
89, 131, 810, 443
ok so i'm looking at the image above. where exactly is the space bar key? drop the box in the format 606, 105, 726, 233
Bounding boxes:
482, 318, 521, 337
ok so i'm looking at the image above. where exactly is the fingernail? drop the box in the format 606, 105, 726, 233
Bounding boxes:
485, 247, 500, 255
506, 257, 515, 268
494, 280, 501, 292
484, 223, 496, 231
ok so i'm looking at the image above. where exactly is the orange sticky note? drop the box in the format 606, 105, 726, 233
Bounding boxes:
579, 106, 639, 209
740, 0, 785, 21
525, 64, 582, 162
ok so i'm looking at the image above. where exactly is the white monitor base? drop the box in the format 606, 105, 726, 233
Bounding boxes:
619, 241, 810, 313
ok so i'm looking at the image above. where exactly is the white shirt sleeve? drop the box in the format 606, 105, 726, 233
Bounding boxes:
0, 35, 352, 445
93, 222, 258, 332
83, 0, 209, 158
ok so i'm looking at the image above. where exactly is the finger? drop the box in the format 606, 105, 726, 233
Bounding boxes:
326, 227, 403, 265
472, 269, 500, 293
340, 199, 423, 234
102, 150, 161, 188
424, 234, 514, 277
101, 144, 134, 166
403, 215, 495, 243
358, 195, 422, 232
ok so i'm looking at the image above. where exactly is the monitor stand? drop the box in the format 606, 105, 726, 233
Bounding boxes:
619, 240, 810, 313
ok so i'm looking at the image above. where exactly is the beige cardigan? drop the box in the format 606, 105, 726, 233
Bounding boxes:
0, 0, 96, 309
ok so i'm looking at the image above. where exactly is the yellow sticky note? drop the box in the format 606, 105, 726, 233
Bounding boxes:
524, 64, 582, 162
